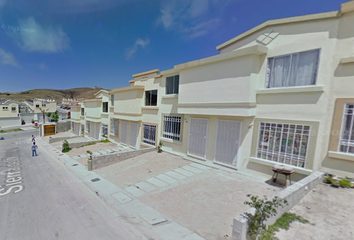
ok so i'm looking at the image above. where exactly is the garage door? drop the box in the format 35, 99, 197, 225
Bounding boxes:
188, 118, 208, 159
120, 120, 128, 145
129, 122, 139, 148
214, 120, 242, 168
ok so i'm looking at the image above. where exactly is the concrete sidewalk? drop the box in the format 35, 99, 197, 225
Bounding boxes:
36, 137, 205, 240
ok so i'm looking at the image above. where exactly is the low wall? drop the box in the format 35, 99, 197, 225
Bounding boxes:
56, 121, 70, 133
91, 147, 156, 170
64, 140, 101, 150
232, 171, 324, 240
49, 136, 80, 144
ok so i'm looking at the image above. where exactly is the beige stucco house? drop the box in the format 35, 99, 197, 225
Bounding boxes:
0, 100, 20, 127
71, 1, 354, 179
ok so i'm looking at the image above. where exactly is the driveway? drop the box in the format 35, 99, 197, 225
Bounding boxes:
94, 151, 280, 240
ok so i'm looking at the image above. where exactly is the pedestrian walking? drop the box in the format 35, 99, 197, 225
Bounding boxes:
31, 135, 35, 142
32, 142, 38, 157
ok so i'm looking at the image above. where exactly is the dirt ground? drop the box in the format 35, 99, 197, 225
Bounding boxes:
276, 183, 354, 240
94, 151, 280, 240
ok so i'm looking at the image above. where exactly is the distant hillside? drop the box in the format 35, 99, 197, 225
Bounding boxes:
0, 87, 104, 103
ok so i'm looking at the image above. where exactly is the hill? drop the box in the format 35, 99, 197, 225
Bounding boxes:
0, 87, 104, 103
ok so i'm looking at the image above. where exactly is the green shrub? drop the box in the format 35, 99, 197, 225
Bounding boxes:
339, 179, 353, 188
323, 176, 333, 184
62, 140, 71, 152
100, 139, 110, 143
62, 148, 72, 153
243, 195, 288, 240
331, 180, 340, 188
157, 141, 163, 153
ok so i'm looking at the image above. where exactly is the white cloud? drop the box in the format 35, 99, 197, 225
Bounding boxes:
156, 0, 228, 39
17, 17, 70, 53
125, 38, 150, 60
0, 48, 19, 67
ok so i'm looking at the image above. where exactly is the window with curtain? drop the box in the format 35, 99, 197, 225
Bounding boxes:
166, 75, 179, 95
266, 49, 320, 88
145, 90, 158, 106
339, 103, 354, 154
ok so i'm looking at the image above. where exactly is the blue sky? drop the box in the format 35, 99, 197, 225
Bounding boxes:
0, 0, 349, 92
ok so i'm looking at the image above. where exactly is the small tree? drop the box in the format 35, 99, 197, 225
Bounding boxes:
39, 107, 49, 124
51, 111, 59, 122
157, 141, 163, 153
243, 195, 288, 240
62, 140, 71, 153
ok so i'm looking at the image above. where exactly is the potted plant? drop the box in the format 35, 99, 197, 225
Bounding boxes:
22, 120, 26, 125
31, 119, 34, 124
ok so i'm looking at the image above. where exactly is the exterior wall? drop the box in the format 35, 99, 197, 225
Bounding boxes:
70, 106, 81, 121
0, 102, 19, 118
0, 117, 21, 127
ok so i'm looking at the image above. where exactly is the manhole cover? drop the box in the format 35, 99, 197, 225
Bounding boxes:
91, 178, 100, 182
72, 164, 78, 166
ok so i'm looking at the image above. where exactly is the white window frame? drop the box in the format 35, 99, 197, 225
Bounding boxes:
338, 103, 354, 154
11, 106, 16, 111
143, 124, 156, 146
256, 122, 311, 168
166, 75, 179, 95
266, 49, 320, 88
163, 116, 182, 141
102, 102, 108, 113
145, 90, 158, 106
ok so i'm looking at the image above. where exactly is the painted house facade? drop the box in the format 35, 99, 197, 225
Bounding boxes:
0, 100, 20, 127
72, 1, 354, 179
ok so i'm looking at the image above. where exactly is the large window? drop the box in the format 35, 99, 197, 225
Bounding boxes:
102, 102, 108, 113
166, 75, 179, 95
257, 122, 310, 168
163, 116, 181, 141
339, 104, 354, 154
11, 107, 16, 111
145, 90, 158, 106
266, 49, 320, 88
111, 95, 114, 106
143, 124, 156, 145
110, 119, 118, 136
102, 124, 108, 137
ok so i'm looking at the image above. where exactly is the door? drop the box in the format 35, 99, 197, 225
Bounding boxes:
188, 118, 208, 159
129, 122, 139, 148
214, 120, 242, 168
44, 124, 56, 136
120, 120, 128, 145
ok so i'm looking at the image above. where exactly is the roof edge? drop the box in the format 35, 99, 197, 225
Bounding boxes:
109, 85, 145, 94
216, 11, 340, 51
132, 69, 159, 78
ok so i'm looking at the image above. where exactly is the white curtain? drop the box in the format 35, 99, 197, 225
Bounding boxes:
294, 50, 319, 86
269, 56, 291, 88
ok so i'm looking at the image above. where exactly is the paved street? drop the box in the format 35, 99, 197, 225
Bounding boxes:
0, 131, 150, 240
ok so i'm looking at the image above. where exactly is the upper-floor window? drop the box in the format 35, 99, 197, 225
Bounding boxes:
145, 90, 158, 106
81, 108, 84, 116
102, 102, 108, 113
166, 75, 179, 95
11, 107, 16, 111
42, 104, 46, 107
2, 107, 8, 110
339, 103, 354, 154
111, 95, 114, 106
266, 49, 320, 88
36, 104, 39, 108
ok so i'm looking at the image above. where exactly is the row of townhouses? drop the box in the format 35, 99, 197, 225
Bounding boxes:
0, 98, 58, 127
70, 1, 354, 180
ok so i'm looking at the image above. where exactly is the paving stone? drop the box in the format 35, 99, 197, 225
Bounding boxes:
79, 154, 87, 158
182, 165, 203, 174
190, 163, 211, 171
92, 152, 100, 156
72, 156, 80, 160
165, 171, 186, 180
112, 148, 120, 151
111, 192, 132, 204
146, 177, 169, 188
124, 186, 145, 198
156, 174, 178, 184
135, 182, 156, 192
99, 150, 108, 154
173, 168, 195, 177
139, 206, 168, 225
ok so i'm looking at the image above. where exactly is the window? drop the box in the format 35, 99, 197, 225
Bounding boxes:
81, 125, 84, 136
81, 108, 84, 116
143, 124, 156, 145
86, 121, 90, 132
266, 49, 320, 88
42, 104, 46, 107
163, 116, 181, 141
257, 122, 311, 168
339, 104, 354, 154
102, 102, 108, 113
102, 124, 108, 137
166, 75, 179, 95
111, 95, 114, 106
110, 119, 118, 136
71, 122, 74, 131
11, 107, 16, 111
145, 90, 158, 106
2, 107, 8, 110
36, 105, 39, 108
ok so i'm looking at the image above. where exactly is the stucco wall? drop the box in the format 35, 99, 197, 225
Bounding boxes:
56, 121, 71, 133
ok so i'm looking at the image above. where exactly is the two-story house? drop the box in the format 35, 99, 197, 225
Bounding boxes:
0, 100, 20, 127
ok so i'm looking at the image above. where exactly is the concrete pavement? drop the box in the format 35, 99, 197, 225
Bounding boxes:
0, 132, 157, 240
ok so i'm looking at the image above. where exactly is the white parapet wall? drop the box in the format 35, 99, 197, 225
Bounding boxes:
232, 171, 324, 240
